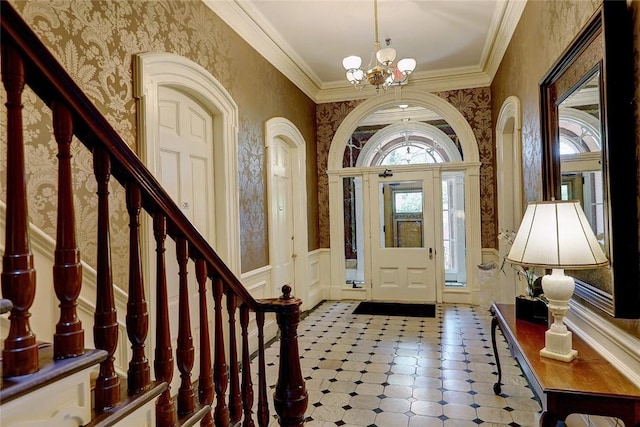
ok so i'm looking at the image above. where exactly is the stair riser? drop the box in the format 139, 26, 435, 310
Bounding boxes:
1, 366, 94, 427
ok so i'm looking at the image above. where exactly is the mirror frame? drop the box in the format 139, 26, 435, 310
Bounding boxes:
540, 2, 638, 318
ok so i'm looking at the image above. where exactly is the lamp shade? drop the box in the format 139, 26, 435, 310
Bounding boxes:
397, 58, 416, 74
376, 47, 396, 65
342, 55, 362, 70
505, 200, 609, 269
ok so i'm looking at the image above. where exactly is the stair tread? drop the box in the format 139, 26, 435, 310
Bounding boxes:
0, 343, 107, 403
88, 375, 211, 427
86, 380, 167, 427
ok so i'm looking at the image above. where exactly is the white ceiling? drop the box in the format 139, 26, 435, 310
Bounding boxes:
204, 0, 527, 103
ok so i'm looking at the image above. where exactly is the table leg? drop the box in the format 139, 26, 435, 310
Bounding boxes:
491, 316, 502, 395
539, 410, 558, 427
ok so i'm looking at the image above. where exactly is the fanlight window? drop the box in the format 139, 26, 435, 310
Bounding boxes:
351, 121, 462, 168
380, 139, 447, 165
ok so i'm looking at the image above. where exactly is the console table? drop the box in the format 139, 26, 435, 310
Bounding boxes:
490, 303, 640, 427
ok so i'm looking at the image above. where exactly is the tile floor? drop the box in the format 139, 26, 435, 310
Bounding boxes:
260, 300, 543, 427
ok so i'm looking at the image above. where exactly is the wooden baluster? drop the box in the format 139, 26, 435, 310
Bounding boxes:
240, 305, 255, 427
227, 292, 241, 424
195, 259, 213, 427
92, 146, 120, 410
1, 44, 38, 377
153, 214, 176, 427
273, 286, 308, 427
52, 101, 84, 359
256, 311, 269, 427
212, 276, 229, 427
126, 183, 150, 393
176, 237, 195, 416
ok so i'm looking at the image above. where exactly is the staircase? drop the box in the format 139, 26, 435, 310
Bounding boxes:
0, 3, 308, 426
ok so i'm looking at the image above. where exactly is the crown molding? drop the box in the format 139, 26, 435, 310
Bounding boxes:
203, 0, 527, 104
316, 68, 493, 104
483, 0, 528, 81
202, 0, 321, 101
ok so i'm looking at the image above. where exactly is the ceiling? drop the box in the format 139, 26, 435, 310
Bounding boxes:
204, 0, 527, 103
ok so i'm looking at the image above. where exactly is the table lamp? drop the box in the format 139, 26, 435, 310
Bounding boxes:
505, 200, 609, 362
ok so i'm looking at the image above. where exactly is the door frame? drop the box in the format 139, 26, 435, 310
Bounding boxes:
264, 118, 310, 309
134, 52, 241, 275
134, 53, 241, 365
327, 89, 482, 305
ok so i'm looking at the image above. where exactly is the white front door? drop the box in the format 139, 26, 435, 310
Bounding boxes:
270, 137, 295, 291
157, 85, 215, 389
368, 170, 437, 302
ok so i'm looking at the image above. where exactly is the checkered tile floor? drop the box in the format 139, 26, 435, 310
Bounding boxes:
258, 300, 543, 426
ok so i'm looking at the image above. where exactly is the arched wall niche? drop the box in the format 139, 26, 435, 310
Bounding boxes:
495, 95, 523, 304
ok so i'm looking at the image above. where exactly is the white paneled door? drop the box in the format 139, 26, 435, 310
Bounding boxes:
270, 136, 295, 292
368, 170, 437, 302
158, 86, 215, 236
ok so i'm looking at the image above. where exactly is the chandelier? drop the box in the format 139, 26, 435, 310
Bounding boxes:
342, 0, 416, 92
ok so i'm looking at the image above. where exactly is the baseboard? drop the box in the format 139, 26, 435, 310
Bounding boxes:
566, 300, 640, 388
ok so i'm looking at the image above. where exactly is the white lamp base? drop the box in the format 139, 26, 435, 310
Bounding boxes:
539, 270, 578, 362
539, 328, 578, 362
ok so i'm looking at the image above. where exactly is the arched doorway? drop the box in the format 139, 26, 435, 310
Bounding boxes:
264, 118, 314, 309
134, 52, 240, 393
327, 90, 481, 305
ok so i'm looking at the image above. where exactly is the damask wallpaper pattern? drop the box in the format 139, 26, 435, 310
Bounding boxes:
1, 0, 317, 286
316, 87, 495, 249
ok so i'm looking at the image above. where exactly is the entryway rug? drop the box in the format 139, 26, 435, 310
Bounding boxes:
352, 301, 435, 318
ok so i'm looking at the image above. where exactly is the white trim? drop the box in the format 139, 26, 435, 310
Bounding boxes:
327, 91, 481, 304
328, 90, 479, 168
496, 95, 523, 303
202, 0, 318, 101
483, 0, 527, 81
240, 266, 278, 353
264, 117, 311, 310
566, 300, 640, 388
133, 52, 241, 275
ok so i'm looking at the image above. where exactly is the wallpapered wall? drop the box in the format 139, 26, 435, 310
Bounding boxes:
1, 0, 318, 286
316, 87, 496, 249
491, 0, 640, 336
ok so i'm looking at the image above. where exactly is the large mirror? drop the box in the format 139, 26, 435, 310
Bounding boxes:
540, 2, 638, 318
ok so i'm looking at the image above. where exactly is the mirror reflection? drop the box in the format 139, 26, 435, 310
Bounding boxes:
558, 71, 605, 250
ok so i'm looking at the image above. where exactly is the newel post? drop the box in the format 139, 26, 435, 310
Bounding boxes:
272, 285, 308, 427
